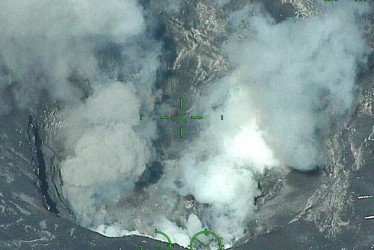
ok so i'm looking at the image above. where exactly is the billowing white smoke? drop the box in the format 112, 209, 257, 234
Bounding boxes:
160, 79, 279, 244
58, 82, 158, 227
0, 0, 371, 249
223, 2, 370, 170
0, 0, 160, 235
157, 1, 371, 246
0, 0, 148, 109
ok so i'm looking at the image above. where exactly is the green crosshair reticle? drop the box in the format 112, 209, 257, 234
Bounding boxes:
160, 97, 203, 138
189, 229, 224, 250
154, 229, 173, 249
140, 97, 224, 138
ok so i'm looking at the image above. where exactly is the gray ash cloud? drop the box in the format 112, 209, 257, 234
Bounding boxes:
0, 0, 371, 248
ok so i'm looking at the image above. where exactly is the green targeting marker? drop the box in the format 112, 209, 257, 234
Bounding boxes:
191, 115, 203, 120
154, 229, 173, 249
180, 97, 183, 109
178, 113, 188, 123
180, 126, 184, 138
155, 97, 225, 139
189, 229, 224, 250
150, 228, 224, 250
161, 115, 172, 120
159, 97, 204, 138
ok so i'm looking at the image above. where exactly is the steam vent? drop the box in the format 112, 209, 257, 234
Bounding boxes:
1, 0, 374, 249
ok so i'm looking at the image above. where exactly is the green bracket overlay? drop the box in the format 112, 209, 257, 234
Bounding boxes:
140, 97, 224, 138
154, 229, 173, 249
189, 229, 224, 250
137, 228, 224, 249
158, 97, 202, 138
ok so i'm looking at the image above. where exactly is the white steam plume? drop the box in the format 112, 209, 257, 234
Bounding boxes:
223, 2, 370, 170
59, 82, 158, 227
0, 0, 160, 236
0, 0, 146, 109
158, 1, 371, 246
0, 1, 371, 249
